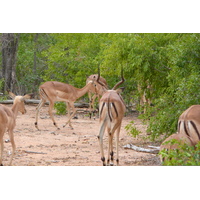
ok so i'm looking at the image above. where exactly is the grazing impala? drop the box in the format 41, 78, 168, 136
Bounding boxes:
86, 74, 108, 118
97, 68, 126, 166
0, 92, 31, 166
160, 132, 194, 152
35, 80, 96, 130
160, 105, 200, 162
178, 105, 200, 145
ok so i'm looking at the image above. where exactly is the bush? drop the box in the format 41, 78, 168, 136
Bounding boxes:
125, 120, 141, 137
159, 141, 200, 166
54, 102, 66, 115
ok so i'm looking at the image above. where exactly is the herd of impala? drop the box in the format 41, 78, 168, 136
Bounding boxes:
1, 67, 200, 166
0, 68, 125, 166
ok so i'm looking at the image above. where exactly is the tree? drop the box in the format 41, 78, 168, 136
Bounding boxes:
1, 33, 20, 93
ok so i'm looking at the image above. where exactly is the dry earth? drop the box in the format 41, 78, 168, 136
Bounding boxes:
2, 104, 161, 166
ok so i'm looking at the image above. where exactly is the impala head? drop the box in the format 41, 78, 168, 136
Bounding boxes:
159, 133, 195, 163
86, 74, 108, 95
9, 92, 32, 114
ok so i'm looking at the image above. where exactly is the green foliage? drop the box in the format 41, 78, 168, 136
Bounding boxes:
160, 141, 200, 166
0, 79, 4, 91
0, 79, 6, 100
145, 33, 200, 139
16, 33, 54, 93
42, 33, 107, 87
125, 121, 141, 137
54, 102, 66, 115
3, 33, 200, 142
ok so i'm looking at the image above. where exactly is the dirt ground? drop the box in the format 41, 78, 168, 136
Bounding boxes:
2, 104, 161, 166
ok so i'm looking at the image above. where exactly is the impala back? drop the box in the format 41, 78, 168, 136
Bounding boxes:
99, 90, 126, 125
178, 105, 200, 145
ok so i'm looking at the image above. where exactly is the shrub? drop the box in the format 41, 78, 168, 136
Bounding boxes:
159, 141, 200, 166
54, 102, 66, 115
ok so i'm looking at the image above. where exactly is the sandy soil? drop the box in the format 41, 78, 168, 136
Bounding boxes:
2, 104, 161, 166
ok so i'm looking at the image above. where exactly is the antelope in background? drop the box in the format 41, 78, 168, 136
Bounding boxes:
0, 92, 31, 166
35, 80, 97, 130
86, 74, 108, 119
160, 105, 200, 162
97, 68, 126, 166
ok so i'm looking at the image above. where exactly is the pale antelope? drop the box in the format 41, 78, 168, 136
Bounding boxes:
97, 68, 126, 166
86, 74, 108, 119
35, 80, 96, 130
0, 92, 31, 166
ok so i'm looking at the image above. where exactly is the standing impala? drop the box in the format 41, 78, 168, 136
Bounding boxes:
0, 92, 31, 166
86, 74, 108, 119
35, 80, 96, 130
97, 68, 126, 166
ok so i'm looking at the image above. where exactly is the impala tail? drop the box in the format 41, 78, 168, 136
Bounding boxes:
99, 95, 121, 127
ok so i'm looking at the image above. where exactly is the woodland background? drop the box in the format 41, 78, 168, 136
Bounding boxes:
1, 33, 200, 140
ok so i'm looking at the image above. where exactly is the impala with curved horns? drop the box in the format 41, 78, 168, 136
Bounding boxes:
35, 80, 96, 130
97, 67, 126, 166
86, 74, 108, 119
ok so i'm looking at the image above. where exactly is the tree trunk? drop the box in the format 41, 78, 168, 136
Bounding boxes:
1, 33, 20, 93
33, 33, 39, 75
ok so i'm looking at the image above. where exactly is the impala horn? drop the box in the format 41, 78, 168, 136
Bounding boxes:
112, 67, 125, 90
97, 66, 108, 89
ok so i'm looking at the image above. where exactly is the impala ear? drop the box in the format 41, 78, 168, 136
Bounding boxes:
8, 92, 16, 99
115, 87, 125, 94
23, 93, 33, 100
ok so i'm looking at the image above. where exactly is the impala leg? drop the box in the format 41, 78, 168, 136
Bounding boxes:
8, 129, 16, 166
88, 92, 92, 119
109, 123, 121, 166
109, 132, 114, 166
66, 102, 73, 129
98, 118, 107, 166
107, 127, 111, 166
115, 125, 121, 166
91, 94, 97, 118
89, 93, 97, 119
63, 102, 76, 129
0, 134, 4, 166
35, 99, 45, 130
48, 101, 60, 130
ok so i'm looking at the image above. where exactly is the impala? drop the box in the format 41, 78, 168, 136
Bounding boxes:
97, 68, 126, 166
160, 105, 200, 162
35, 80, 96, 130
86, 74, 108, 119
178, 105, 200, 145
160, 133, 194, 152
0, 92, 31, 166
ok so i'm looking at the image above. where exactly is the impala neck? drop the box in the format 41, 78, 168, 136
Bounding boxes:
11, 100, 20, 118
76, 81, 93, 99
